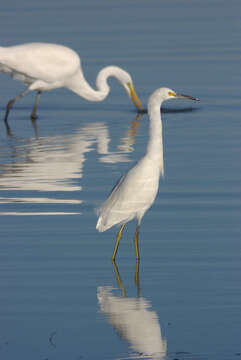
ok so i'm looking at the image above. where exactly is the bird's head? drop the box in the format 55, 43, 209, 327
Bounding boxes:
97, 66, 143, 112
167, 88, 200, 101
124, 81, 143, 112
148, 87, 200, 107
111, 67, 143, 112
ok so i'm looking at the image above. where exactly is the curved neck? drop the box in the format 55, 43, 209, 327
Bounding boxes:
67, 66, 127, 102
146, 101, 164, 175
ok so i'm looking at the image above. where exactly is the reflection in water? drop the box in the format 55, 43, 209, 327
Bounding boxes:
117, 114, 142, 153
98, 114, 142, 163
0, 116, 141, 215
98, 261, 167, 359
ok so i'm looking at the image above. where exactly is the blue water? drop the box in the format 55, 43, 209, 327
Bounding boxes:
0, 1, 240, 359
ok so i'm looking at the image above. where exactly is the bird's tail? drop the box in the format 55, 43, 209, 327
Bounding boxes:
96, 213, 123, 232
96, 217, 104, 232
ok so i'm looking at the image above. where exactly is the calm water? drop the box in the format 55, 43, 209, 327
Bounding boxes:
0, 1, 241, 359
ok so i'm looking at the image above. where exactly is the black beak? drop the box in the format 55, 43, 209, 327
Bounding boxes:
175, 93, 200, 101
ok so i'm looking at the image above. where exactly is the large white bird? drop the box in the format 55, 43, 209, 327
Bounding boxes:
0, 42, 143, 121
96, 87, 199, 260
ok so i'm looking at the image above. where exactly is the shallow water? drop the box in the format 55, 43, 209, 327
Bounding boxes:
0, 1, 241, 359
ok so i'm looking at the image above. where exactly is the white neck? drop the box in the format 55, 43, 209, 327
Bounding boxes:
66, 66, 128, 102
146, 98, 164, 176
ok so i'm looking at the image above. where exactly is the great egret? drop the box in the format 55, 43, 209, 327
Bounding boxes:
96, 87, 199, 260
0, 42, 143, 121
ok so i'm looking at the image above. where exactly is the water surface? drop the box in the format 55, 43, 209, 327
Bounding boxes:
0, 1, 240, 359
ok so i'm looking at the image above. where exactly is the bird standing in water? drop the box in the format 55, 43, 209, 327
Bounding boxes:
0, 42, 143, 121
96, 87, 199, 260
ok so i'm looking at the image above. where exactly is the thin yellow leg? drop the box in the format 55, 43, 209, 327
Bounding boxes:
112, 260, 126, 297
134, 224, 140, 260
135, 259, 141, 297
112, 223, 125, 261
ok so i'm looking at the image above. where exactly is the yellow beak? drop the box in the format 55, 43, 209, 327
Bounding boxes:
168, 91, 177, 97
127, 83, 143, 112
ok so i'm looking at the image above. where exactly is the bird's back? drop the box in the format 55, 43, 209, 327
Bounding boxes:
0, 43, 81, 84
96, 155, 162, 232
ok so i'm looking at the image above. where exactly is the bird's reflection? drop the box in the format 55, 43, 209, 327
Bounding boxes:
117, 114, 142, 153
98, 114, 142, 163
0, 115, 141, 215
97, 261, 167, 359
4, 117, 39, 138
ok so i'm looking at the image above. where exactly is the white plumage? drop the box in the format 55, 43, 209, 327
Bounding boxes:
0, 42, 143, 120
97, 155, 162, 233
96, 87, 199, 260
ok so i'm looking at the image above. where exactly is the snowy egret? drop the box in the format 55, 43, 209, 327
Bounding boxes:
96, 87, 199, 260
0, 42, 143, 121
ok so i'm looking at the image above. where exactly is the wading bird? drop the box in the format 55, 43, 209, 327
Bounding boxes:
96, 87, 199, 260
0, 42, 143, 121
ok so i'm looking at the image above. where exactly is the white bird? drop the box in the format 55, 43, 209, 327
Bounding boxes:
96, 87, 199, 260
0, 42, 143, 121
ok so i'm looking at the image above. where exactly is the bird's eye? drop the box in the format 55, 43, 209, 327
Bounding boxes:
168, 91, 176, 96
